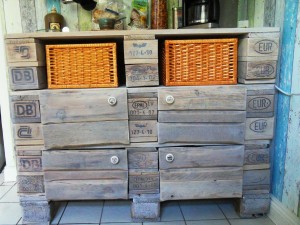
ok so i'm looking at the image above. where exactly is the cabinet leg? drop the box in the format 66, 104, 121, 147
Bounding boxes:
20, 195, 55, 224
131, 194, 160, 222
234, 194, 270, 218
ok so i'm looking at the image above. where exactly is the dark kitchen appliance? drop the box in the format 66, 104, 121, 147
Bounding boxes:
182, 0, 220, 28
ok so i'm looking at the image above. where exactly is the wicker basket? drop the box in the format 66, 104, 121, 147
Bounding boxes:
46, 43, 118, 89
162, 38, 238, 86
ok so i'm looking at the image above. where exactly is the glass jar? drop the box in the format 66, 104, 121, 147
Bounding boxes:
151, 0, 168, 29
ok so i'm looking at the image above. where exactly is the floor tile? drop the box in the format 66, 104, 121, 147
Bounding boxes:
217, 201, 239, 219
59, 201, 103, 224
0, 184, 13, 199
101, 200, 132, 223
0, 172, 4, 185
51, 202, 67, 225
180, 200, 225, 220
186, 220, 230, 225
101, 223, 142, 225
144, 222, 185, 225
229, 217, 276, 225
0, 183, 20, 202
0, 202, 23, 225
160, 201, 184, 221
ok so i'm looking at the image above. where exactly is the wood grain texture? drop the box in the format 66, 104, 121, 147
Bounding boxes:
14, 123, 44, 146
78, 5, 92, 31
238, 60, 277, 80
17, 156, 42, 172
9, 67, 47, 90
244, 148, 270, 165
245, 117, 274, 140
44, 171, 128, 200
129, 120, 157, 143
20, 0, 37, 33
125, 59, 159, 64
159, 146, 244, 169
126, 64, 159, 87
43, 149, 128, 170
129, 170, 159, 194
243, 169, 270, 191
158, 111, 246, 123
40, 88, 128, 124
128, 97, 157, 120
35, 0, 48, 31
158, 123, 245, 145
238, 38, 279, 58
17, 145, 44, 156
61, 1, 78, 31
158, 86, 246, 111
160, 167, 243, 201
124, 40, 158, 59
43, 120, 130, 149
246, 95, 274, 118
245, 140, 270, 150
128, 151, 158, 169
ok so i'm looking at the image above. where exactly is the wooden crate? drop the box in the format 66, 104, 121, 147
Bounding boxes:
9, 67, 47, 90
126, 64, 159, 87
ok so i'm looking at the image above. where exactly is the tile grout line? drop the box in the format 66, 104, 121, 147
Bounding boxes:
99, 200, 105, 225
177, 201, 188, 225
16, 216, 22, 225
0, 183, 16, 201
57, 201, 69, 225
216, 201, 232, 225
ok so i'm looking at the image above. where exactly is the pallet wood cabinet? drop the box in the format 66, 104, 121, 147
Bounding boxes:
4, 28, 279, 223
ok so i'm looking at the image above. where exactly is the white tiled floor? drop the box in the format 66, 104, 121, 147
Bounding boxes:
0, 172, 276, 225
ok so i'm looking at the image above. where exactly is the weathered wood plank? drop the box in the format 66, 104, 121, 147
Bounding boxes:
43, 149, 128, 171
244, 148, 270, 165
128, 150, 158, 169
245, 140, 271, 150
243, 169, 270, 191
44, 171, 128, 200
20, 0, 37, 33
17, 145, 44, 156
126, 64, 159, 87
244, 164, 270, 170
9, 67, 47, 90
238, 60, 277, 80
238, 38, 279, 58
245, 117, 274, 140
159, 146, 244, 169
18, 173, 45, 193
158, 123, 245, 145
129, 120, 157, 143
10, 94, 41, 124
43, 120, 130, 149
129, 169, 159, 194
128, 97, 157, 120
14, 123, 44, 146
78, 5, 92, 31
17, 156, 42, 172
124, 35, 156, 40
158, 86, 246, 111
125, 59, 159, 64
247, 95, 274, 118
61, 1, 78, 31
124, 40, 158, 60
158, 111, 246, 123
238, 77, 276, 84
160, 167, 243, 201
40, 88, 128, 124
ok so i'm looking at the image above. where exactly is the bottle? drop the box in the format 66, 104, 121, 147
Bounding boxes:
44, 7, 64, 32
151, 0, 168, 29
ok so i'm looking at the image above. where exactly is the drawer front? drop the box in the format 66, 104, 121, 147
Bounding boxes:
43, 120, 130, 149
158, 123, 245, 145
158, 86, 246, 111
159, 146, 244, 170
43, 149, 128, 171
160, 167, 243, 201
39, 88, 128, 124
44, 171, 128, 200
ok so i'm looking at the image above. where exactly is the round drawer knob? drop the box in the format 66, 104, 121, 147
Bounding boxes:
166, 95, 175, 104
111, 156, 119, 165
166, 153, 174, 163
108, 97, 117, 106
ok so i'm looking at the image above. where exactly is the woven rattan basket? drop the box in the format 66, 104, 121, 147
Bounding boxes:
162, 38, 238, 86
46, 43, 118, 89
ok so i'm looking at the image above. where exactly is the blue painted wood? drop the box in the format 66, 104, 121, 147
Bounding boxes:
272, 0, 299, 200
46, 0, 61, 14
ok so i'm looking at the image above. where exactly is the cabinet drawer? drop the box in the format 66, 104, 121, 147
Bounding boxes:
44, 171, 128, 200
158, 123, 245, 144
43, 120, 130, 149
159, 146, 244, 170
158, 86, 246, 111
39, 88, 128, 124
160, 167, 243, 201
43, 149, 128, 171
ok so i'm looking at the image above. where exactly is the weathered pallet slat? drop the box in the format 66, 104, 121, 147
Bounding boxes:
129, 120, 157, 143
17, 156, 43, 172
16, 145, 44, 156
244, 148, 270, 165
243, 169, 270, 191
40, 88, 128, 124
126, 64, 159, 87
128, 149, 158, 169
158, 123, 245, 144
245, 117, 274, 140
43, 149, 128, 170
129, 169, 159, 194
43, 120, 130, 149
128, 97, 158, 120
124, 40, 158, 61
14, 123, 44, 146
158, 86, 246, 111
